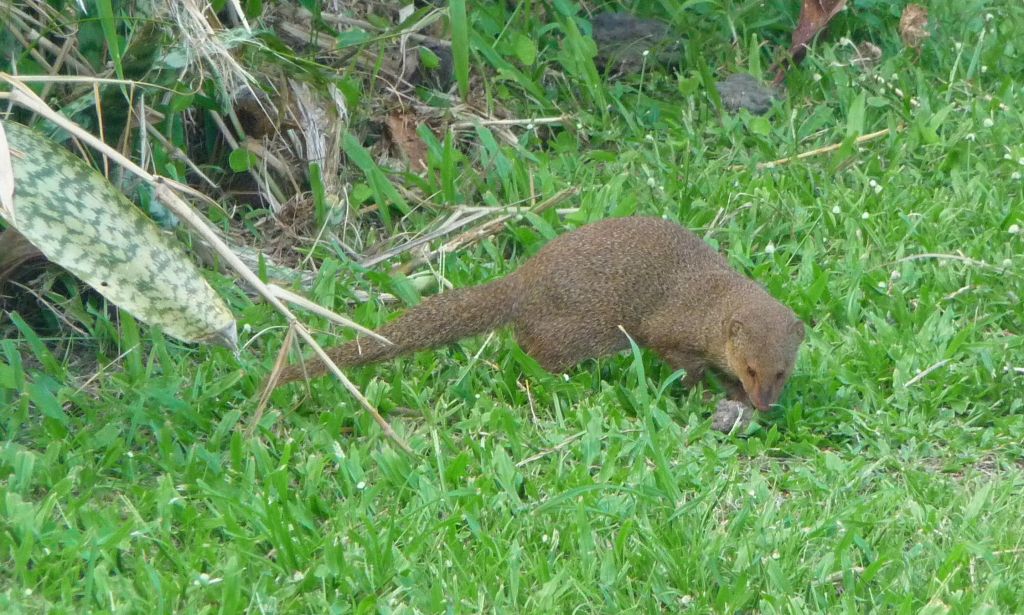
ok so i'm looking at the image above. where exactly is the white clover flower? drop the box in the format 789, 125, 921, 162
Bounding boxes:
861, 212, 870, 220
765, 242, 776, 255
642, 49, 650, 57
1003, 258, 1013, 268
891, 270, 901, 281
982, 65, 988, 73
356, 481, 366, 490
954, 42, 962, 51
965, 133, 976, 141
813, 73, 823, 82
1012, 172, 1021, 181
832, 205, 841, 214
1009, 224, 1021, 234
983, 118, 994, 128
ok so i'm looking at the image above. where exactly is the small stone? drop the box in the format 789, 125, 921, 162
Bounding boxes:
591, 12, 682, 74
408, 42, 455, 91
715, 73, 778, 115
711, 400, 755, 434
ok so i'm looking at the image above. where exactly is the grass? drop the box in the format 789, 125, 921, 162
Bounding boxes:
3, 1, 1024, 612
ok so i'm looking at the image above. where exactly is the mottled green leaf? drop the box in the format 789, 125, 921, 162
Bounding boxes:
0, 121, 236, 348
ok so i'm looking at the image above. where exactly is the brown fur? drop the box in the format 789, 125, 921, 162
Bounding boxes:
274, 217, 805, 410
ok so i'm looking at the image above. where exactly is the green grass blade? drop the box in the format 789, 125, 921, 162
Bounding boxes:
95, 0, 125, 81
449, 0, 470, 100
341, 131, 410, 226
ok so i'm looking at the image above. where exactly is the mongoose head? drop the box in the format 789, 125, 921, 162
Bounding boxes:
724, 305, 805, 411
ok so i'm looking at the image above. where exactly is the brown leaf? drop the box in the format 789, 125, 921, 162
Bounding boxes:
384, 112, 428, 173
790, 0, 848, 61
773, 0, 848, 84
899, 4, 930, 51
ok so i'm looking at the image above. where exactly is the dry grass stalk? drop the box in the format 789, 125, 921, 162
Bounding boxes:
731, 127, 895, 171
360, 208, 494, 268
394, 186, 580, 276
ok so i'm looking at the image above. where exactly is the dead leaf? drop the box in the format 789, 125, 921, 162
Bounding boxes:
899, 4, 930, 51
773, 0, 848, 83
384, 111, 428, 172
790, 0, 848, 60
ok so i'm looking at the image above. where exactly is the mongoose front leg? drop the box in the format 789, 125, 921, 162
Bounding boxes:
652, 347, 707, 389
720, 374, 754, 408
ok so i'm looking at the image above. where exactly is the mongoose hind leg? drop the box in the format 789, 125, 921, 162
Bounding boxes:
515, 317, 629, 373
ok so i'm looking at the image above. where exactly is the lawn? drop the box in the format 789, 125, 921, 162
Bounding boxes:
2, 1, 1024, 612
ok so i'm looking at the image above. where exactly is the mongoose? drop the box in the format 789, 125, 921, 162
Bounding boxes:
274, 216, 805, 410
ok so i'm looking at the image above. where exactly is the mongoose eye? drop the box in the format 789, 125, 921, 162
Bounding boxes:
776, 371, 784, 380
747, 366, 756, 378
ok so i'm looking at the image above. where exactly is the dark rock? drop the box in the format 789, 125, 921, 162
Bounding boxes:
410, 42, 455, 91
715, 73, 778, 115
591, 12, 682, 73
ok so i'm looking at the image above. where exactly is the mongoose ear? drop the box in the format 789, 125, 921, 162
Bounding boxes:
790, 319, 806, 341
728, 318, 745, 339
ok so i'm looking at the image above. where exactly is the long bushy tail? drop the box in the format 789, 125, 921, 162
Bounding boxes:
273, 276, 519, 387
